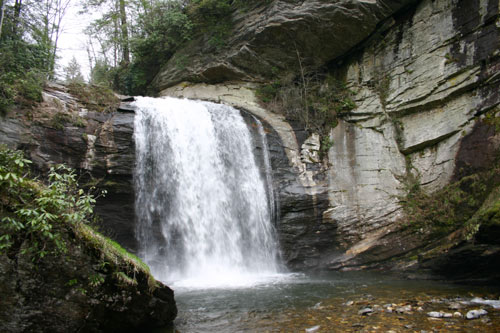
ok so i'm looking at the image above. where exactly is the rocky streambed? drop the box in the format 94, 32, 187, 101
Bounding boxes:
165, 272, 500, 332
267, 291, 500, 332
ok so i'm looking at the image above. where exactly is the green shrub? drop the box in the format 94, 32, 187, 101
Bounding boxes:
187, 0, 232, 26
0, 146, 98, 259
0, 146, 158, 291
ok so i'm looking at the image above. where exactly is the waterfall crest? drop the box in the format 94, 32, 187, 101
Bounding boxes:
133, 97, 280, 288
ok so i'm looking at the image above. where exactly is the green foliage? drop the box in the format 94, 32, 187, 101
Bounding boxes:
256, 80, 282, 103
114, 271, 138, 287
401, 167, 500, 238
51, 112, 72, 130
0, 0, 70, 114
66, 82, 119, 113
321, 136, 334, 154
89, 0, 238, 95
0, 146, 159, 292
88, 273, 105, 288
483, 107, 500, 133
187, 0, 232, 27
373, 71, 390, 108
0, 146, 97, 259
0, 41, 45, 114
128, 0, 193, 93
187, 0, 234, 53
64, 57, 85, 84
257, 72, 355, 152
67, 278, 78, 286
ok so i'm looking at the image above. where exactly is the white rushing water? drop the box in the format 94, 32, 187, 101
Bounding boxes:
133, 97, 282, 289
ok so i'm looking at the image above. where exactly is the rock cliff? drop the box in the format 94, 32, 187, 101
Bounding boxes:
153, 0, 418, 89
0, 83, 138, 250
157, 0, 500, 278
1, 0, 499, 281
0, 84, 177, 331
0, 225, 177, 332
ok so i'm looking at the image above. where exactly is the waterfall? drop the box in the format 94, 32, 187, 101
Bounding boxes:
133, 97, 280, 288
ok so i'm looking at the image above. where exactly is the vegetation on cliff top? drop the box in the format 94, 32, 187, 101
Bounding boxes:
83, 0, 272, 95
0, 145, 156, 290
0, 0, 72, 115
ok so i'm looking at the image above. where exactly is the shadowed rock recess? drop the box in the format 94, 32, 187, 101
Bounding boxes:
0, 1, 499, 312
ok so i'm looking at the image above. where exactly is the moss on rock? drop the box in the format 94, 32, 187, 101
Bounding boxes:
0, 147, 176, 332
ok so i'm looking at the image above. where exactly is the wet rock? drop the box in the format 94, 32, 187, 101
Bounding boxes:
305, 325, 321, 332
448, 302, 463, 310
0, 235, 177, 332
466, 309, 488, 320
395, 305, 412, 314
300, 133, 320, 164
0, 84, 138, 253
427, 311, 453, 319
470, 297, 500, 309
427, 311, 444, 318
358, 308, 374, 316
453, 312, 463, 318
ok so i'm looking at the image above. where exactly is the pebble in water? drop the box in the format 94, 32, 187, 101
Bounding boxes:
427, 311, 444, 318
396, 305, 412, 314
305, 325, 320, 332
358, 307, 374, 316
427, 311, 454, 318
466, 309, 488, 320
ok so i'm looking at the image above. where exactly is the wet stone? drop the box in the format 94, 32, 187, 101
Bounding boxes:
358, 307, 374, 316
395, 305, 412, 313
427, 311, 444, 318
466, 309, 488, 320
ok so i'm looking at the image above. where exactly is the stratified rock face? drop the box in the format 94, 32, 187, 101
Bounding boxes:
323, 0, 500, 268
160, 0, 500, 271
0, 84, 138, 252
153, 0, 417, 90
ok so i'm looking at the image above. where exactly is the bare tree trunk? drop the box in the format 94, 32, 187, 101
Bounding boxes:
48, 0, 71, 78
119, 0, 129, 64
12, 0, 23, 36
86, 36, 97, 71
294, 43, 309, 130
0, 0, 5, 39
